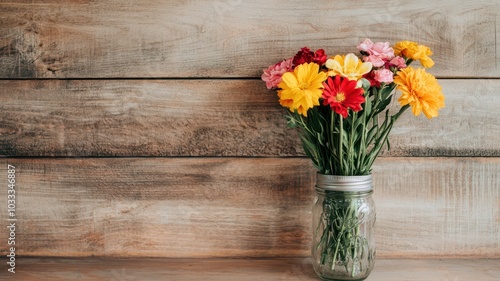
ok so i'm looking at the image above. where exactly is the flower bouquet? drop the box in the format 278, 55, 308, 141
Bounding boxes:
262, 39, 444, 280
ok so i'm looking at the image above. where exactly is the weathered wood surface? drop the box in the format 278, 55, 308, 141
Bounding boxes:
0, 0, 498, 78
0, 79, 498, 157
0, 157, 498, 258
1, 258, 499, 281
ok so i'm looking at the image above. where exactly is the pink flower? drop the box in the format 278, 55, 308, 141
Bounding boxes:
357, 39, 375, 53
389, 56, 407, 68
261, 58, 294, 89
373, 69, 394, 84
363, 55, 386, 68
358, 39, 395, 67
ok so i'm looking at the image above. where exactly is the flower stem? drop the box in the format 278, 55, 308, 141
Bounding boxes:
351, 200, 359, 277
330, 199, 348, 271
329, 110, 335, 174
348, 113, 356, 175
339, 116, 344, 174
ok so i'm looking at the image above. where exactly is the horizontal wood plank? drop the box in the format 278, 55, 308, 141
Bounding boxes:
0, 79, 498, 157
0, 157, 498, 258
3, 258, 499, 281
0, 0, 498, 78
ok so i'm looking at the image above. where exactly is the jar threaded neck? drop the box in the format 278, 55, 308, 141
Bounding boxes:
316, 174, 372, 192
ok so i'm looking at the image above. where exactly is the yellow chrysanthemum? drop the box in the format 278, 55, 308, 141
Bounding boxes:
278, 62, 327, 117
325, 53, 372, 81
394, 67, 444, 119
394, 41, 434, 68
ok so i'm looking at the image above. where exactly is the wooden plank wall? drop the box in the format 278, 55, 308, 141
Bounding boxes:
0, 0, 498, 258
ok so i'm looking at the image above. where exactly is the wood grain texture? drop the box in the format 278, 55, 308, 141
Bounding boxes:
0, 157, 498, 258
0, 0, 498, 78
1, 79, 498, 157
1, 258, 499, 281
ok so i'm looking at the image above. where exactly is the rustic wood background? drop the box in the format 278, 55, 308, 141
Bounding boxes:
0, 0, 498, 258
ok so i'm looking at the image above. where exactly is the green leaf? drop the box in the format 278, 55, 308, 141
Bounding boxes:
353, 114, 364, 131
378, 95, 393, 111
316, 132, 324, 145
363, 95, 372, 116
299, 134, 321, 169
366, 125, 377, 144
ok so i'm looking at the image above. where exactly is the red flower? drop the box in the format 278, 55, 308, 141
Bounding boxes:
362, 72, 381, 87
293, 47, 327, 67
313, 49, 327, 65
293, 47, 314, 66
322, 76, 365, 118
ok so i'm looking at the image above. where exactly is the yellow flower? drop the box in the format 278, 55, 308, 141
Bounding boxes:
394, 41, 434, 68
325, 53, 372, 81
278, 62, 327, 116
394, 66, 444, 119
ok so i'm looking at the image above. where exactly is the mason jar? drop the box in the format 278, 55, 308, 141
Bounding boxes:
311, 174, 376, 281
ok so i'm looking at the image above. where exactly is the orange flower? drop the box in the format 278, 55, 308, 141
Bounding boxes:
394, 41, 434, 68
394, 67, 444, 118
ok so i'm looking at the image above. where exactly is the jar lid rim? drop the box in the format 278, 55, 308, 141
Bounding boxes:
316, 173, 372, 192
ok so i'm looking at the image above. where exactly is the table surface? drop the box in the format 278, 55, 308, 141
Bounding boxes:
0, 257, 498, 280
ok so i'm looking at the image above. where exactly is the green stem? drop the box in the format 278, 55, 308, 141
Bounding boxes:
349, 113, 357, 175
330, 199, 349, 271
365, 105, 410, 169
393, 104, 410, 120
339, 115, 344, 174
350, 200, 359, 277
329, 110, 335, 174
358, 111, 367, 174
298, 114, 314, 137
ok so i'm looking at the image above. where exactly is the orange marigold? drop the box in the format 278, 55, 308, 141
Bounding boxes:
394, 67, 444, 119
394, 41, 434, 68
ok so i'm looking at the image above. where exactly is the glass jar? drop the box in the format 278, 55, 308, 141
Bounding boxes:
311, 174, 376, 281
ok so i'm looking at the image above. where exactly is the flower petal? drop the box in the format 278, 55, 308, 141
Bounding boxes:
325, 59, 342, 73
344, 53, 359, 72
280, 72, 297, 88
357, 62, 373, 76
